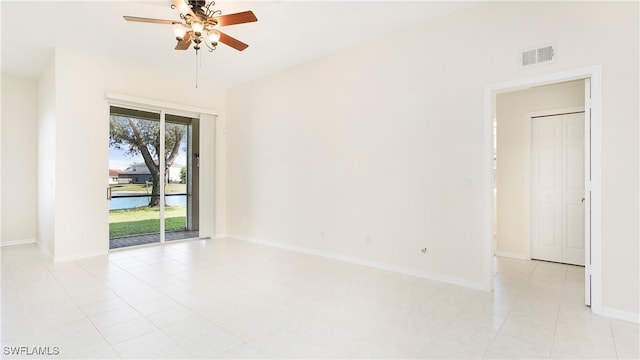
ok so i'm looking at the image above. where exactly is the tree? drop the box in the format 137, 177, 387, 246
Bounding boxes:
179, 166, 187, 184
110, 116, 186, 207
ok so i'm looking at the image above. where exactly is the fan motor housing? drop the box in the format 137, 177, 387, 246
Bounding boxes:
189, 0, 207, 14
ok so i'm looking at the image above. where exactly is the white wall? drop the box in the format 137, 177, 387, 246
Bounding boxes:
30, 47, 227, 261
37, 60, 57, 255
227, 1, 639, 317
1, 75, 38, 245
496, 80, 584, 258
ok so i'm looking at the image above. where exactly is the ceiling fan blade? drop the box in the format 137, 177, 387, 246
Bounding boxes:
208, 11, 257, 27
216, 30, 249, 51
175, 32, 192, 50
123, 16, 178, 25
171, 0, 196, 18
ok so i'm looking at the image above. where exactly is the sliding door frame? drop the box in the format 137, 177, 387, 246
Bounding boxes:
106, 93, 218, 245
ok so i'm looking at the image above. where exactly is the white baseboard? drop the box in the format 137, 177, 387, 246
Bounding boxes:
494, 250, 529, 260
37, 242, 54, 260
54, 250, 109, 263
227, 234, 487, 291
1, 238, 37, 247
601, 306, 640, 324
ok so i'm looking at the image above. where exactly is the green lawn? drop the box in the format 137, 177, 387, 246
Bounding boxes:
109, 206, 186, 238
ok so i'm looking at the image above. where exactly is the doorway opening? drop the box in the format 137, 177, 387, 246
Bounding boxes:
484, 66, 602, 314
108, 106, 200, 249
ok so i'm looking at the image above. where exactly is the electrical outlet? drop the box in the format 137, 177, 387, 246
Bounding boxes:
320, 231, 326, 239
365, 234, 371, 244
421, 248, 428, 254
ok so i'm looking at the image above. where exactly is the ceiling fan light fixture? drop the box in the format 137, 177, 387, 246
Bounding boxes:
207, 30, 220, 44
173, 24, 187, 40
123, 0, 258, 87
175, 1, 191, 16
191, 20, 204, 35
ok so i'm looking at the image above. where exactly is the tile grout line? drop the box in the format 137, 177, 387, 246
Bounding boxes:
105, 246, 241, 358
548, 262, 564, 360
4, 242, 634, 360
5, 262, 44, 357
480, 262, 528, 360
609, 318, 620, 360
69, 258, 127, 359
82, 254, 199, 358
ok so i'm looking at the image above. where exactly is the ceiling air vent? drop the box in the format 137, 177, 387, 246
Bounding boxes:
521, 45, 555, 67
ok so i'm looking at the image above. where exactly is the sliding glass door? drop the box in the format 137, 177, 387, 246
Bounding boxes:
108, 106, 199, 249
164, 114, 200, 242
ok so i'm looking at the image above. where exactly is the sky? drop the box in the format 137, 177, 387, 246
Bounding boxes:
109, 144, 187, 170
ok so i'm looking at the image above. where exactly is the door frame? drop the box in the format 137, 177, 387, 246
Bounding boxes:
106, 92, 218, 246
525, 107, 586, 264
483, 65, 602, 314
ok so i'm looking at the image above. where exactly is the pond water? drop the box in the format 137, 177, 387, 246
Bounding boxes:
110, 195, 186, 210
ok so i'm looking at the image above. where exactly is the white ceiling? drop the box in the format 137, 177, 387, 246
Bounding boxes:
1, 1, 482, 87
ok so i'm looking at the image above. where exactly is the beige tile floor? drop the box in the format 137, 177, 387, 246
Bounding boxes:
1, 238, 638, 359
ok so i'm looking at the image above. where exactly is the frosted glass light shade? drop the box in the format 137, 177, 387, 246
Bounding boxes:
173, 25, 187, 40
191, 21, 204, 34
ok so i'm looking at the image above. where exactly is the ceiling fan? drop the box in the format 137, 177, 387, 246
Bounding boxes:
123, 0, 257, 54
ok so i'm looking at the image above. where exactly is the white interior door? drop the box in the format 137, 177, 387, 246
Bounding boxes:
562, 113, 586, 265
531, 112, 585, 266
531, 116, 563, 262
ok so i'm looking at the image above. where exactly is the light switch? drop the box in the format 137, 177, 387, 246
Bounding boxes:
463, 177, 474, 189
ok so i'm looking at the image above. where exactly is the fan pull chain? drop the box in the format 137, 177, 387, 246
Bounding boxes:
195, 50, 199, 88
